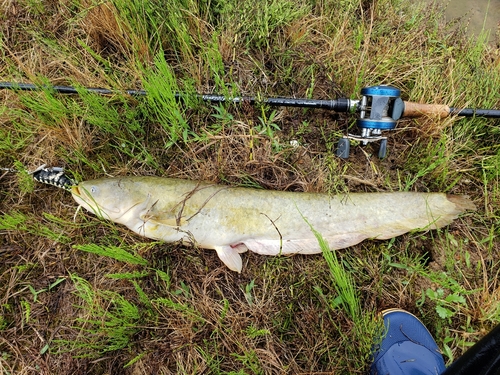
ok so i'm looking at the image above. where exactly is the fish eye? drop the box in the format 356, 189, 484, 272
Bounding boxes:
90, 186, 98, 194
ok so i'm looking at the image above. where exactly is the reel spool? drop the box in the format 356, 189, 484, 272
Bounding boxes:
336, 85, 404, 159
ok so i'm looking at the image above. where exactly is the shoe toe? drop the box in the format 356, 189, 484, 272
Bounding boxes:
370, 309, 446, 375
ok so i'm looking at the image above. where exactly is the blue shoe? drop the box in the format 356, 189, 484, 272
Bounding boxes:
370, 308, 446, 375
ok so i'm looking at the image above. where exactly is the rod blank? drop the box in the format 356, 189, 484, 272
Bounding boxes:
450, 107, 500, 118
0, 81, 353, 112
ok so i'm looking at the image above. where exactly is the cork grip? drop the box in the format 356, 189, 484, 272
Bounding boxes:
403, 101, 451, 118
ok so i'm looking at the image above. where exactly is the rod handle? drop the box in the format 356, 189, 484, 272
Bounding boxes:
403, 101, 450, 118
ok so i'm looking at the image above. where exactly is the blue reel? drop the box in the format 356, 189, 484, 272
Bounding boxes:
336, 85, 404, 159
357, 86, 403, 132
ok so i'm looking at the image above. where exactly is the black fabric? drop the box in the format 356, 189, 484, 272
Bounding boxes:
442, 323, 500, 375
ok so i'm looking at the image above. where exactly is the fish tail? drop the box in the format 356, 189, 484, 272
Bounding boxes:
446, 195, 476, 212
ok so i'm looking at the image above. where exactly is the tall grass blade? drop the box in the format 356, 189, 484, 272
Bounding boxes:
74, 243, 148, 265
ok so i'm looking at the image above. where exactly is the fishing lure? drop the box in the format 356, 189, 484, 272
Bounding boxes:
31, 165, 76, 190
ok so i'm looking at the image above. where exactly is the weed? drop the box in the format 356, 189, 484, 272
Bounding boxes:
27, 277, 66, 302
217, 0, 311, 50
418, 288, 467, 321
242, 279, 255, 306
0, 211, 71, 243
53, 274, 143, 358
245, 324, 270, 339
141, 53, 192, 146
20, 299, 31, 324
311, 226, 381, 370
231, 349, 263, 375
255, 109, 282, 152
153, 297, 204, 323
74, 243, 148, 266
211, 103, 235, 132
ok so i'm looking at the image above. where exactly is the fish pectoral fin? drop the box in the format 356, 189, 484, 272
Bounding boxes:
141, 214, 187, 227
213, 246, 243, 273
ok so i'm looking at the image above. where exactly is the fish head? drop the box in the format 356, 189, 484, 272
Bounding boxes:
71, 178, 149, 223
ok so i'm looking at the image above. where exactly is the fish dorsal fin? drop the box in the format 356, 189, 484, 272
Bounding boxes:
214, 246, 243, 273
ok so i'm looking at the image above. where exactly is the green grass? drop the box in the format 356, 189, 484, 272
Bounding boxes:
314, 228, 382, 370
74, 243, 148, 266
1, 0, 499, 373
52, 274, 143, 358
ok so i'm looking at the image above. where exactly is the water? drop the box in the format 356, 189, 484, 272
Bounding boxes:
420, 0, 500, 40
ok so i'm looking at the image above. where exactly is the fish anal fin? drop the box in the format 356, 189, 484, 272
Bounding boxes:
214, 245, 243, 273
231, 243, 249, 253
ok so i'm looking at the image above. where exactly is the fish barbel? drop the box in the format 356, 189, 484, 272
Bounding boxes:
71, 177, 475, 272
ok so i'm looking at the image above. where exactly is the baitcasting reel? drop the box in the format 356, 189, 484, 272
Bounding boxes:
336, 85, 404, 159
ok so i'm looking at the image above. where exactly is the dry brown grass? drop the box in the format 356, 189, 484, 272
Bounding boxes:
1, 0, 499, 374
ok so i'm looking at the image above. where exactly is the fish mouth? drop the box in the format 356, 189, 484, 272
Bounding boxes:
71, 185, 80, 196
71, 185, 121, 214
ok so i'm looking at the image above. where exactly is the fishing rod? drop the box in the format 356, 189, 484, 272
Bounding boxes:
0, 81, 354, 110
2, 82, 499, 158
